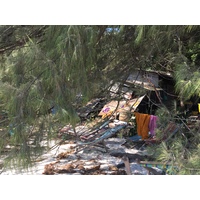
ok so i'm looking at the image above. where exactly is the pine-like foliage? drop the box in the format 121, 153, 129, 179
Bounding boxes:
0, 25, 200, 172
0, 25, 131, 169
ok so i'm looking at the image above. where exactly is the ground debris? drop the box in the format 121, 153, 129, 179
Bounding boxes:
43, 161, 60, 175
42, 158, 126, 175
56, 149, 75, 159
56, 163, 77, 174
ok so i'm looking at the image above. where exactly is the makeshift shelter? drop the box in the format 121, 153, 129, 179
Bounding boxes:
108, 69, 175, 115
125, 70, 173, 114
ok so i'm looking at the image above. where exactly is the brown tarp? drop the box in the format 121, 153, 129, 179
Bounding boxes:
98, 95, 146, 121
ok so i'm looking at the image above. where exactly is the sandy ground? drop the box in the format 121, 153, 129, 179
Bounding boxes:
0, 138, 158, 175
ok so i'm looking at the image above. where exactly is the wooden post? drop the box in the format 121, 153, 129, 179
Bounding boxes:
122, 156, 132, 175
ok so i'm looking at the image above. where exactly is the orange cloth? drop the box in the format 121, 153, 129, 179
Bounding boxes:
134, 112, 150, 140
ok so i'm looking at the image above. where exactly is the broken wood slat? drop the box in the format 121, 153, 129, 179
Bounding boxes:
75, 123, 127, 153
77, 124, 127, 146
80, 120, 110, 141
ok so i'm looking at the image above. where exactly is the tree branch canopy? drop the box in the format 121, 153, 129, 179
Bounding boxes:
0, 25, 200, 172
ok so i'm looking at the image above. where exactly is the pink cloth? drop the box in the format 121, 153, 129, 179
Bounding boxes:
149, 115, 158, 136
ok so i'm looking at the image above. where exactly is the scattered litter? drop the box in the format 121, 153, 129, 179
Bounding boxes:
129, 163, 149, 175
1, 94, 181, 175
104, 138, 126, 149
